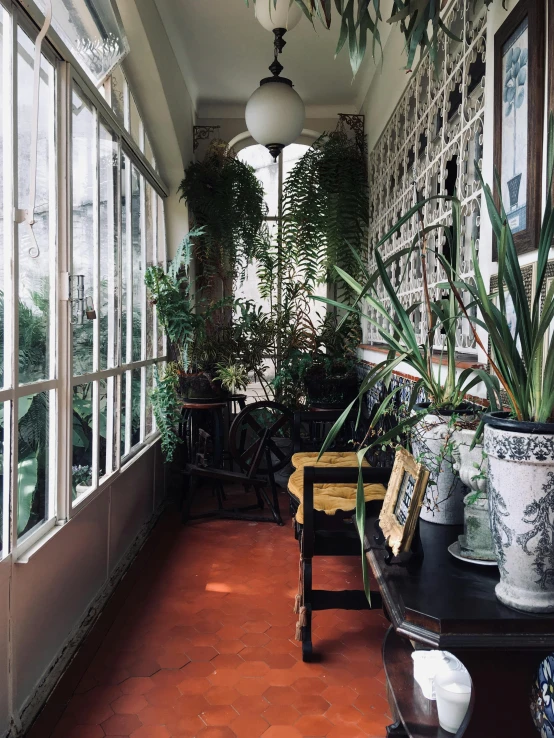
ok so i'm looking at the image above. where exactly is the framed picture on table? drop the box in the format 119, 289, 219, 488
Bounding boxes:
493, 0, 545, 256
379, 446, 430, 557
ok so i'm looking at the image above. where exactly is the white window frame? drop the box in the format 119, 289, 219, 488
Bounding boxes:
0, 0, 170, 560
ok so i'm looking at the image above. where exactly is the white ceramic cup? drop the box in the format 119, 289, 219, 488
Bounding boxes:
435, 668, 472, 734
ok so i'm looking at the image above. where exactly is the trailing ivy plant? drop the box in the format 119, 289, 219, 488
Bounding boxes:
246, 0, 501, 75
281, 130, 368, 302
179, 141, 266, 288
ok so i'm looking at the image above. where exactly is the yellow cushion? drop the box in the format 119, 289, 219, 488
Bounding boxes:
288, 468, 386, 525
291, 452, 370, 470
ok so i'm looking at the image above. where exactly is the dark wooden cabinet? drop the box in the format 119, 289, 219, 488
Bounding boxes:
364, 517, 554, 738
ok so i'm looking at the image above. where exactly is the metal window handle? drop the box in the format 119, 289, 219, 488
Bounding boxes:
69, 275, 96, 325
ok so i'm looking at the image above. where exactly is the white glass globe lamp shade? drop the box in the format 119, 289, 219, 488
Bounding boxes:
245, 78, 305, 160
255, 0, 302, 32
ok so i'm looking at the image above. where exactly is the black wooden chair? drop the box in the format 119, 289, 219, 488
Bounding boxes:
182, 401, 294, 526
294, 465, 392, 661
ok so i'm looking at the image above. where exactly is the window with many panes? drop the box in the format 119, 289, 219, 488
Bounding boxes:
0, 0, 167, 558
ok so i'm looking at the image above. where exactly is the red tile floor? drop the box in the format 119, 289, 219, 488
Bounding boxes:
41, 499, 392, 738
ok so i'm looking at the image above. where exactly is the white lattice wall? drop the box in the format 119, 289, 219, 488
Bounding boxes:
365, 0, 489, 354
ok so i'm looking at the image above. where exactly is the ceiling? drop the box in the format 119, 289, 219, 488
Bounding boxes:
152, 0, 380, 118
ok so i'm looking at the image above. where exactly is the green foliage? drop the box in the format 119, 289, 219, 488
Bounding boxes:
442, 114, 554, 424
281, 131, 368, 302
315, 194, 502, 450
179, 142, 266, 285
151, 363, 183, 463
214, 363, 250, 394
245, 0, 500, 75
145, 228, 204, 366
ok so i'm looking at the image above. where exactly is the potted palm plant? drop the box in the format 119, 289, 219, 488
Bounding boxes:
440, 116, 554, 612
316, 194, 500, 525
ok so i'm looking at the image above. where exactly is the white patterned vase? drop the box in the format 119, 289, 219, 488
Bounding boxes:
413, 407, 471, 525
484, 414, 554, 613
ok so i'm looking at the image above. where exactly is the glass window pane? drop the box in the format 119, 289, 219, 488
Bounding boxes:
110, 65, 126, 127
282, 143, 308, 183
99, 121, 119, 370
17, 392, 49, 539
145, 134, 154, 168
17, 29, 55, 385
145, 364, 153, 437
72, 382, 93, 499
0, 401, 9, 555
35, 0, 129, 86
145, 182, 154, 359
237, 144, 278, 216
130, 92, 141, 149
0, 10, 6, 390
121, 153, 129, 362
133, 367, 141, 446
99, 378, 109, 480
156, 195, 166, 358
131, 166, 142, 362
72, 86, 95, 376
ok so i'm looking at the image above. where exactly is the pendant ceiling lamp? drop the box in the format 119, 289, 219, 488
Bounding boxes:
246, 1, 305, 161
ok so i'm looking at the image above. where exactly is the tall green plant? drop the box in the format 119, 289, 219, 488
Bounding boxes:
314, 195, 501, 601
441, 114, 554, 424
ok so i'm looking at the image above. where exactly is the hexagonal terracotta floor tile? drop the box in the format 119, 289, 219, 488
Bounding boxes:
231, 714, 270, 738
201, 704, 239, 726
111, 694, 148, 714
261, 726, 303, 738
262, 704, 300, 725
144, 685, 181, 707
263, 686, 297, 706
205, 686, 240, 705
292, 693, 330, 715
185, 645, 219, 662
236, 661, 269, 678
296, 714, 333, 735
121, 677, 155, 695
101, 712, 142, 735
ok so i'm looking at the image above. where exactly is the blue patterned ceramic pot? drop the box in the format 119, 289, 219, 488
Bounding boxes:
531, 654, 554, 737
484, 413, 554, 613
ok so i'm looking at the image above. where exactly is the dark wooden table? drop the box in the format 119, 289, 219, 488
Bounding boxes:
363, 516, 554, 738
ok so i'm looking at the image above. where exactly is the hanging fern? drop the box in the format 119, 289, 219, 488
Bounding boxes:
281, 129, 368, 303
179, 141, 266, 287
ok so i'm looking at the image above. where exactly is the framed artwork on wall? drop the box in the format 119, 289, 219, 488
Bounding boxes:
494, 0, 545, 256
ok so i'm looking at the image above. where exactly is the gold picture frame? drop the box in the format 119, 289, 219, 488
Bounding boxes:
379, 446, 430, 557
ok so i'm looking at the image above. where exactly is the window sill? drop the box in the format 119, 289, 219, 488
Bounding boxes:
358, 344, 484, 371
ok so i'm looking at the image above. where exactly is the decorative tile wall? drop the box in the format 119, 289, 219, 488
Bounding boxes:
366, 0, 489, 354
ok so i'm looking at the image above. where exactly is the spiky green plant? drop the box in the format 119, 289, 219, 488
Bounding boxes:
441, 114, 554, 424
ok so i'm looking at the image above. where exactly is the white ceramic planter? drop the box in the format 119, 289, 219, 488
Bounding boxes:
484, 415, 554, 613
412, 408, 469, 525
452, 429, 495, 561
